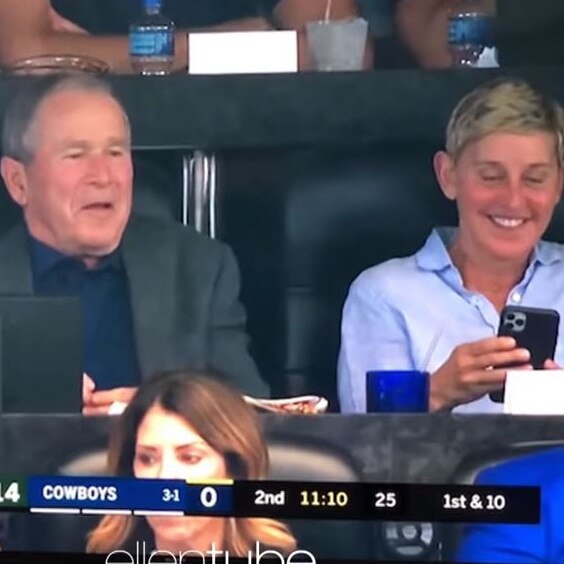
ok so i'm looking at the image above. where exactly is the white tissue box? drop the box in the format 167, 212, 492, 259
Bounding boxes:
504, 369, 564, 415
188, 30, 298, 74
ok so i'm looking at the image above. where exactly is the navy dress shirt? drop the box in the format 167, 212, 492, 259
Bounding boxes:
30, 237, 141, 390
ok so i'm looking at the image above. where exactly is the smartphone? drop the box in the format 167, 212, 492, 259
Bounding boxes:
489, 305, 560, 403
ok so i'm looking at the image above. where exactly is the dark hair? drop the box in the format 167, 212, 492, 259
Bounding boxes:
87, 371, 296, 555
109, 371, 268, 480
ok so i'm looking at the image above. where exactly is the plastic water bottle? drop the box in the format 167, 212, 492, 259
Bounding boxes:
448, 0, 497, 68
129, 0, 175, 75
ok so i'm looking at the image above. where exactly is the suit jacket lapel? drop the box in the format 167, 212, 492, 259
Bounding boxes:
0, 218, 182, 380
0, 224, 34, 295
121, 216, 178, 379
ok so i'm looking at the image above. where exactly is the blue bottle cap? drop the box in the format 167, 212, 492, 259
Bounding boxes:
144, 0, 162, 10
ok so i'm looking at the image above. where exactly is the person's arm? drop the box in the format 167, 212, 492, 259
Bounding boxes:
395, 0, 452, 68
272, 0, 374, 69
457, 521, 543, 563
338, 277, 415, 413
337, 272, 533, 413
456, 465, 545, 563
0, 0, 273, 73
208, 244, 270, 398
48, 5, 88, 34
0, 0, 149, 73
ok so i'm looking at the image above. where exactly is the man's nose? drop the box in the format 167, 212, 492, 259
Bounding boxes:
87, 154, 112, 184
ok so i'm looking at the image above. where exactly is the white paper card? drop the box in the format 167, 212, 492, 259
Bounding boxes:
188, 30, 298, 75
504, 370, 564, 414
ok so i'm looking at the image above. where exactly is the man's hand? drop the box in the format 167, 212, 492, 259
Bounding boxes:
430, 337, 532, 411
82, 373, 137, 416
48, 5, 88, 34
83, 386, 138, 416
82, 373, 95, 406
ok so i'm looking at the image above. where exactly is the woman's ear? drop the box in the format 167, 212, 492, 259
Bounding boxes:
433, 150, 457, 201
0, 157, 29, 207
556, 165, 564, 202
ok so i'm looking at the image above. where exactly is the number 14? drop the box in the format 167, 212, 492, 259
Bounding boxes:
0, 482, 21, 504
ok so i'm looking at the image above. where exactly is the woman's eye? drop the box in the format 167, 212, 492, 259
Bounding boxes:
135, 452, 156, 465
180, 453, 202, 465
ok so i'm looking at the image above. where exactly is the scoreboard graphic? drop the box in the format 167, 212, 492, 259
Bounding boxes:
0, 476, 540, 524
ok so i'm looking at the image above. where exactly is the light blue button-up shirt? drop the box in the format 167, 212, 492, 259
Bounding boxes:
337, 227, 564, 414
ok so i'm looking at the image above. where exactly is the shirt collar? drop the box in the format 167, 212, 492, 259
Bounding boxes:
29, 235, 122, 278
415, 226, 563, 272
415, 227, 456, 272
531, 238, 563, 266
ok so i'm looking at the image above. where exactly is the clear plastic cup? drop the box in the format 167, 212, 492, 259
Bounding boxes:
306, 17, 368, 71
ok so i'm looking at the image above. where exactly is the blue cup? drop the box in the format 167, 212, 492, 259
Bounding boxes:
366, 370, 430, 413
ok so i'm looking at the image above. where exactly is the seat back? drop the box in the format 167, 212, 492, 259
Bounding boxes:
220, 144, 456, 404
221, 143, 564, 405
451, 440, 564, 485
267, 433, 376, 559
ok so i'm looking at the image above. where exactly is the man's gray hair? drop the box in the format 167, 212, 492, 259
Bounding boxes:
446, 77, 564, 164
2, 73, 131, 163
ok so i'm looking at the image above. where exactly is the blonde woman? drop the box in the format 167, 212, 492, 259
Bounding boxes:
339, 78, 564, 414
87, 371, 296, 555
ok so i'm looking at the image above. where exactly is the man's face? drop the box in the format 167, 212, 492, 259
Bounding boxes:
2, 88, 133, 261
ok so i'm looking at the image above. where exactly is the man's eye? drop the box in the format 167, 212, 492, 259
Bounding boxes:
64, 152, 83, 159
481, 175, 502, 182
524, 177, 544, 184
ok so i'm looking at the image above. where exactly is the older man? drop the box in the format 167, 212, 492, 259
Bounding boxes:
0, 74, 268, 415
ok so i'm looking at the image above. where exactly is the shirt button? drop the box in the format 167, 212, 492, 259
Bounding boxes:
511, 292, 522, 303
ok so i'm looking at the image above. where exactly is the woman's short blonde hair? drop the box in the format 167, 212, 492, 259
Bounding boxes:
446, 78, 564, 163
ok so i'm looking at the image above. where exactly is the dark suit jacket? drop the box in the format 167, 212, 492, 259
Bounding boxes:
0, 215, 269, 397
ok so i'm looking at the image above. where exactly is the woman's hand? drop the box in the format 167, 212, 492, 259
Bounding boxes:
544, 359, 561, 369
430, 336, 532, 411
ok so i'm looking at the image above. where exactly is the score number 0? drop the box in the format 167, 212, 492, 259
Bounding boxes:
199, 486, 218, 508
162, 486, 219, 509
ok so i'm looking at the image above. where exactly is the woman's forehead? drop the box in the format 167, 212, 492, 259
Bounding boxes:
136, 404, 205, 445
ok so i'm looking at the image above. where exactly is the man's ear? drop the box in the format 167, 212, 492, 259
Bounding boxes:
433, 150, 457, 201
0, 156, 29, 207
